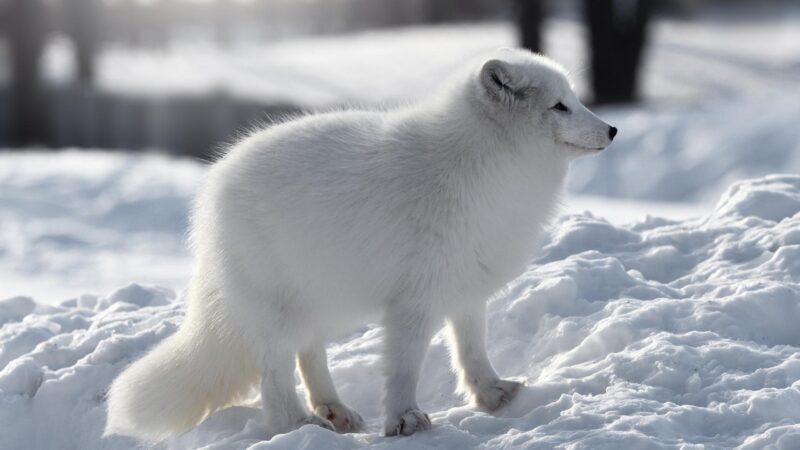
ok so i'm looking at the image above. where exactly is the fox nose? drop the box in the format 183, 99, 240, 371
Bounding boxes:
608, 126, 618, 140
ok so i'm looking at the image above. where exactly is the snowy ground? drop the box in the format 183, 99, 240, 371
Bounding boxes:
568, 87, 800, 202
2, 174, 799, 449
0, 151, 202, 303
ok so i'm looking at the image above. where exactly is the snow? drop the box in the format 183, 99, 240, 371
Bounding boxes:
569, 89, 800, 202
2, 174, 799, 449
0, 151, 201, 303
563, 195, 706, 225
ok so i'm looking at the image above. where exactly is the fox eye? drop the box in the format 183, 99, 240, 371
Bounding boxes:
552, 102, 569, 112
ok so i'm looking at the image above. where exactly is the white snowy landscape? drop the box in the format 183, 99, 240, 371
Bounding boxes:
3, 5, 800, 450
2, 162, 800, 449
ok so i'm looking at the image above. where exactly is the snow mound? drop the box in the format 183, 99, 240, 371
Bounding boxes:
715, 175, 800, 222
2, 175, 800, 449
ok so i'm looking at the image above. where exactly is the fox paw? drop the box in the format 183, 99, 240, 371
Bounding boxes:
384, 408, 431, 436
314, 402, 364, 433
475, 379, 524, 411
298, 414, 335, 432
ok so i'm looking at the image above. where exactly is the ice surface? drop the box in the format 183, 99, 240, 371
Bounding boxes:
2, 174, 799, 449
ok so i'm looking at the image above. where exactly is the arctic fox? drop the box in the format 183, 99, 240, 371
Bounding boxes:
105, 48, 615, 441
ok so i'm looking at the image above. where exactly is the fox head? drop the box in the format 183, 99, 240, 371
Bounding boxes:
472, 48, 616, 159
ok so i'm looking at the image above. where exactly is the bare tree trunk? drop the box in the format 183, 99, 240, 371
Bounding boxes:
517, 0, 544, 53
584, 0, 652, 104
9, 0, 47, 146
68, 0, 98, 84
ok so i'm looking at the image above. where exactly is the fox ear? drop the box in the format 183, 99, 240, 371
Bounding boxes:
480, 59, 527, 102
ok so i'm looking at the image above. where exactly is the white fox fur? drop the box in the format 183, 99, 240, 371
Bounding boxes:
105, 48, 615, 441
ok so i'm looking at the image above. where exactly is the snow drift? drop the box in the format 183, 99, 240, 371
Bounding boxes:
569, 90, 800, 202
0, 151, 201, 303
2, 174, 799, 449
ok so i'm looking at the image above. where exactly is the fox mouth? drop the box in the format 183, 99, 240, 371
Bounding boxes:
565, 142, 606, 151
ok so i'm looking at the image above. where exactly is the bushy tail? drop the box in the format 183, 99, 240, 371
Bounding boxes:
105, 315, 258, 442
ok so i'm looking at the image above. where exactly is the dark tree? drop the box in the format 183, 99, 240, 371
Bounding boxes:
8, 0, 47, 145
517, 0, 544, 53
66, 0, 98, 84
584, 0, 652, 104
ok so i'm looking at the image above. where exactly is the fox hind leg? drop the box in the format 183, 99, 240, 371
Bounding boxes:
259, 343, 335, 435
298, 343, 364, 433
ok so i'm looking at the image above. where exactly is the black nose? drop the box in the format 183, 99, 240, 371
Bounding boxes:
608, 126, 618, 140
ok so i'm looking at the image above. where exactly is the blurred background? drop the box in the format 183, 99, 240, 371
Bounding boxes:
2, 0, 799, 154
1, 0, 799, 302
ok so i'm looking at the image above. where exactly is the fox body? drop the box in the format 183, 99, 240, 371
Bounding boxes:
105, 48, 615, 441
